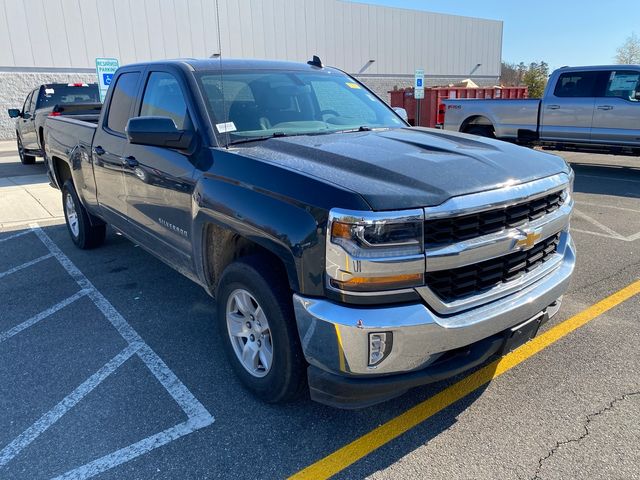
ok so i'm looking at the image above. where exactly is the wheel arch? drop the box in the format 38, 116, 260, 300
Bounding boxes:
460, 115, 494, 133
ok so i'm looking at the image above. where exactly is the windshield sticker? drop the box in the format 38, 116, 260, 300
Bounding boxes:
216, 121, 237, 133
345, 82, 361, 89
45, 88, 55, 95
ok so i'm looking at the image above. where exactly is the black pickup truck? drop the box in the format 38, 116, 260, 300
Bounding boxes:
44, 58, 576, 408
8, 83, 100, 164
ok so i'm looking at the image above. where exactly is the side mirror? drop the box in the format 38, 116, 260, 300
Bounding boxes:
634, 91, 640, 101
393, 107, 408, 122
8, 109, 21, 118
126, 116, 193, 150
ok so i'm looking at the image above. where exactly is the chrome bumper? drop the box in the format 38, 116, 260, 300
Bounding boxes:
293, 233, 575, 376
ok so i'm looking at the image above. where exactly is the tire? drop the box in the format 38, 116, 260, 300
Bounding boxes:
465, 125, 496, 139
216, 256, 307, 403
62, 180, 106, 249
17, 134, 36, 165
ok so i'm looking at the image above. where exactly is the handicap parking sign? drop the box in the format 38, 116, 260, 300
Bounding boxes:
95, 58, 120, 102
416, 78, 423, 88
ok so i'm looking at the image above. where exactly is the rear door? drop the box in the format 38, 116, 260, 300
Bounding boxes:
121, 69, 197, 266
92, 70, 143, 226
20, 89, 39, 150
591, 69, 640, 146
540, 71, 599, 142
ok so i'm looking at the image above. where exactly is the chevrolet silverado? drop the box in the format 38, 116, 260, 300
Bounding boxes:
44, 58, 575, 408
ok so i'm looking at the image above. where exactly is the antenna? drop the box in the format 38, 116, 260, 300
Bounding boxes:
307, 55, 323, 68
215, 0, 229, 148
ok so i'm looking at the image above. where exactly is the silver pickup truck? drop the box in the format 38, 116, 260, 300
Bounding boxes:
443, 65, 640, 154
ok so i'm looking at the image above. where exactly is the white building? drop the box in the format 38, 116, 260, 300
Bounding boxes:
0, 0, 503, 139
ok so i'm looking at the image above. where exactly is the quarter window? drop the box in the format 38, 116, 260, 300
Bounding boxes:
553, 72, 599, 98
106, 72, 141, 134
140, 72, 189, 129
604, 71, 640, 102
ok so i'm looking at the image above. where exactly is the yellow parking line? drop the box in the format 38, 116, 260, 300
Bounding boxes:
289, 279, 640, 480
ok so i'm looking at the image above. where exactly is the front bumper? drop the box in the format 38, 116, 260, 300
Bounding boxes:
293, 234, 575, 407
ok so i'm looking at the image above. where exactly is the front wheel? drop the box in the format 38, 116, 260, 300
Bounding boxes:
62, 180, 106, 249
17, 134, 36, 165
216, 256, 307, 403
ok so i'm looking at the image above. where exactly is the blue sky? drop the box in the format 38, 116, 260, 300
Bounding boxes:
350, 0, 637, 70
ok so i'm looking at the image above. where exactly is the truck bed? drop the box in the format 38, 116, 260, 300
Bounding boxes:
443, 98, 541, 140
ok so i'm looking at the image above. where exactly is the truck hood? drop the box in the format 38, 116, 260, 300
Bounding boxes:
239, 127, 569, 210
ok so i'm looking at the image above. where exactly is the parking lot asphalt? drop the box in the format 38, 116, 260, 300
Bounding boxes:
0, 141, 638, 480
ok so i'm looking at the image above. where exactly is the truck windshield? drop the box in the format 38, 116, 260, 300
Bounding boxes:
196, 70, 405, 143
36, 84, 100, 109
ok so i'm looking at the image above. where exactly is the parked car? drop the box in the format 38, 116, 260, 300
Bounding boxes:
44, 58, 575, 408
7, 83, 100, 165
443, 65, 640, 154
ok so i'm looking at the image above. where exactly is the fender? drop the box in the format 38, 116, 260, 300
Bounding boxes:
190, 149, 370, 297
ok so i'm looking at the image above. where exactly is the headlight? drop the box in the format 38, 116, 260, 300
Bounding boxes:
326, 209, 425, 293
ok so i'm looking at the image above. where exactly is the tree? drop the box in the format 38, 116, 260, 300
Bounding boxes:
522, 62, 549, 98
615, 32, 640, 64
500, 60, 549, 97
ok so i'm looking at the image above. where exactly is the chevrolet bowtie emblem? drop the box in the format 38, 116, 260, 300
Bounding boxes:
516, 230, 542, 250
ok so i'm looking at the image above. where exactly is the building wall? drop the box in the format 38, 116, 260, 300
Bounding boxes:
0, 0, 502, 76
0, 0, 502, 139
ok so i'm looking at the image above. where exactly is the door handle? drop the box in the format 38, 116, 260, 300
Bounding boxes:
94, 146, 105, 156
547, 105, 561, 110
596, 105, 614, 110
122, 156, 139, 168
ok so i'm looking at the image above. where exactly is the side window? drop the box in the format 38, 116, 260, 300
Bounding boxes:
22, 92, 33, 114
553, 72, 598, 98
29, 89, 38, 112
140, 72, 189, 129
603, 71, 640, 102
106, 72, 141, 134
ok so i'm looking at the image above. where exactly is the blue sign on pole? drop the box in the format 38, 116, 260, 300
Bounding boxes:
95, 58, 120, 102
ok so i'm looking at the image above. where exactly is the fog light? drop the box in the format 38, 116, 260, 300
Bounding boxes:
368, 332, 392, 366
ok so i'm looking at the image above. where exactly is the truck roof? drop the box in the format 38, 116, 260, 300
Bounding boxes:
124, 58, 338, 73
556, 64, 640, 72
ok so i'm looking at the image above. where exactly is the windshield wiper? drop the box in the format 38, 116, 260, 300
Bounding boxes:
227, 131, 288, 147
337, 126, 373, 133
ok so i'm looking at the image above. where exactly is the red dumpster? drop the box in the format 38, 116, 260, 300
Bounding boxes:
389, 86, 528, 128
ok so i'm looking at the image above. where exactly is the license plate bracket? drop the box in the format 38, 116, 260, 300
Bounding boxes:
500, 313, 547, 355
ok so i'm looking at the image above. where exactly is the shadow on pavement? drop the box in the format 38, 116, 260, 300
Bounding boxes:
571, 163, 640, 199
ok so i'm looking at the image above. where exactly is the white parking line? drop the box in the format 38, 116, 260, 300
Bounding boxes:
0, 289, 90, 343
0, 230, 31, 243
52, 414, 214, 480
574, 200, 640, 213
0, 253, 53, 280
0, 344, 141, 468
11, 225, 215, 479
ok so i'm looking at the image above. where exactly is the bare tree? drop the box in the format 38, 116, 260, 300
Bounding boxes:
615, 32, 640, 64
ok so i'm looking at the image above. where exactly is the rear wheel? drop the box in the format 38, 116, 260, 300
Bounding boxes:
216, 256, 306, 403
17, 134, 36, 165
465, 125, 496, 139
62, 180, 106, 249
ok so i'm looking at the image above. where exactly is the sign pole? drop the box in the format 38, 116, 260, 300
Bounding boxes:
414, 68, 424, 127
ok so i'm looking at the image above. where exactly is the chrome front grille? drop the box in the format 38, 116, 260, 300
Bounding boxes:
424, 191, 565, 246
416, 172, 574, 314
425, 234, 561, 302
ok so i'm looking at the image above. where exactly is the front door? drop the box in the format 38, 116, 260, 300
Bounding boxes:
92, 71, 142, 226
20, 89, 39, 150
122, 70, 196, 267
540, 71, 599, 143
591, 69, 640, 147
